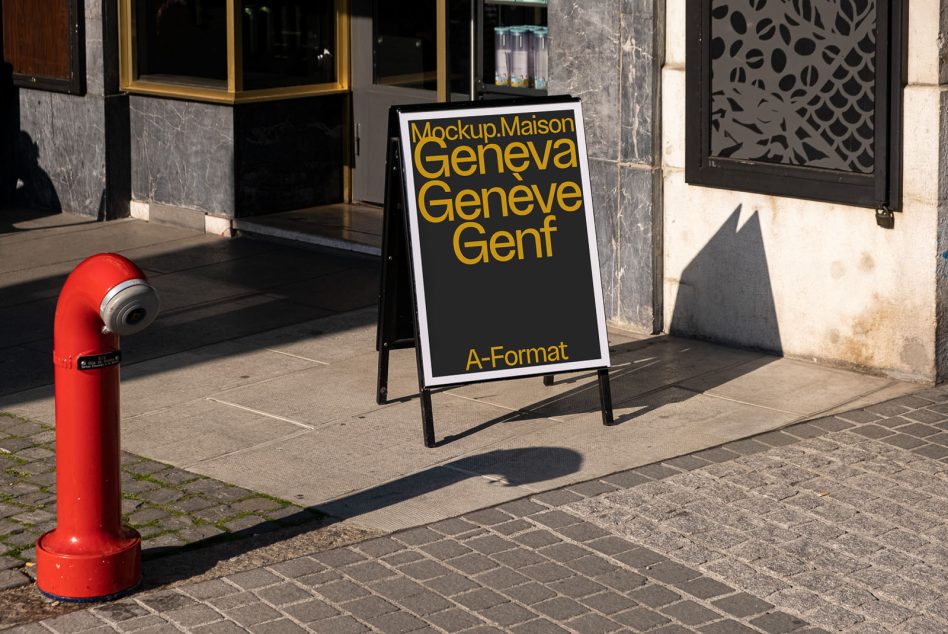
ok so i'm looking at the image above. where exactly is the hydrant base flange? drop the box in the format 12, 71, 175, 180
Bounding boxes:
36, 527, 142, 601
37, 581, 142, 604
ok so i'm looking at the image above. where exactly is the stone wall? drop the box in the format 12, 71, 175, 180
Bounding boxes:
662, 0, 942, 382
129, 94, 346, 220
548, 0, 664, 333
11, 1, 113, 216
130, 97, 236, 217
935, 1, 948, 381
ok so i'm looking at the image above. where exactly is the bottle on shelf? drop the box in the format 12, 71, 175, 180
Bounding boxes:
532, 27, 548, 90
509, 27, 529, 88
494, 27, 510, 86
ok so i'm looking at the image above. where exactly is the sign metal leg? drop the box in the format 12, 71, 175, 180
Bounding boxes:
377, 344, 389, 405
420, 388, 436, 447
543, 374, 554, 386
598, 369, 614, 426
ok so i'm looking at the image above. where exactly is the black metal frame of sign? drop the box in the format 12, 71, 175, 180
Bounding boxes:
376, 97, 614, 448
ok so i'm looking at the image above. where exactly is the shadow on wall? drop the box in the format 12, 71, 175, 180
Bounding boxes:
669, 204, 782, 355
0, 55, 62, 215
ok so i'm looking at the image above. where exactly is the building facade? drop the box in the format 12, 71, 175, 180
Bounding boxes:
4, 1, 948, 384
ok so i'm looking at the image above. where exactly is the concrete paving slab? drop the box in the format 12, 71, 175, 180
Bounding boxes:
122, 397, 309, 468
0, 296, 56, 349
0, 386, 54, 424
234, 308, 377, 364
123, 294, 332, 365
679, 356, 894, 415
204, 348, 420, 429
0, 210, 97, 245
460, 387, 799, 492
145, 269, 267, 313
0, 259, 82, 306
819, 380, 924, 416
0, 347, 51, 398
185, 392, 530, 505
120, 340, 321, 419
116, 234, 274, 274
0, 219, 198, 275
265, 264, 380, 313
177, 247, 359, 293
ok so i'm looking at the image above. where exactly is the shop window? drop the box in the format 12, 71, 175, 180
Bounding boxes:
119, 0, 347, 103
685, 1, 904, 209
2, 0, 84, 94
242, 0, 337, 90
134, 0, 228, 89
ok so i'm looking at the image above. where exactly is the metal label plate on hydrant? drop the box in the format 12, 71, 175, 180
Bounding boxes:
77, 352, 121, 371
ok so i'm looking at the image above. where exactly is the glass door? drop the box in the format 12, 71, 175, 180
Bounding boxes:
350, 0, 472, 204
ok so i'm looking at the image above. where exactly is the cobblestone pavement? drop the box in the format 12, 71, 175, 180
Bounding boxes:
0, 413, 327, 591
8, 389, 946, 633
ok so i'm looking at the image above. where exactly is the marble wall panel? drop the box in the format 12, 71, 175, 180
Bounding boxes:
130, 96, 235, 216
617, 165, 661, 331
84, 11, 104, 98
550, 0, 621, 162
550, 0, 663, 332
14, 89, 106, 214
589, 158, 619, 320
620, 0, 663, 164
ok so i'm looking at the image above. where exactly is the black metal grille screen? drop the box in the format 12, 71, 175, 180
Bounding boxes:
709, 0, 877, 174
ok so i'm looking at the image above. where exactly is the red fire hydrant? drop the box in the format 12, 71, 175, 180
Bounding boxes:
37, 253, 159, 601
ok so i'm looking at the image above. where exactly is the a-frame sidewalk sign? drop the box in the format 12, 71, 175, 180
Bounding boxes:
376, 97, 614, 447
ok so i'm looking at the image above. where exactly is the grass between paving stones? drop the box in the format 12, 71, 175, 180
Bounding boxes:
0, 412, 328, 565
0, 413, 373, 631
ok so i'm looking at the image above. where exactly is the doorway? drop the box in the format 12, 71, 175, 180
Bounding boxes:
350, 0, 473, 204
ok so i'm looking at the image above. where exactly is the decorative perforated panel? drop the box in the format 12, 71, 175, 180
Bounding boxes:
686, 0, 904, 210
710, 0, 876, 174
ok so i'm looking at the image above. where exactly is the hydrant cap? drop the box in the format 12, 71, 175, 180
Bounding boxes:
99, 279, 160, 336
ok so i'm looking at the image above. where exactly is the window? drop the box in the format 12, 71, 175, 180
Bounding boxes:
119, 0, 348, 103
686, 1, 904, 209
133, 0, 228, 89
242, 0, 337, 90
2, 0, 84, 94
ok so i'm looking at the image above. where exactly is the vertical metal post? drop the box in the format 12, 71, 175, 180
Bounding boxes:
469, 0, 477, 100
598, 369, 614, 426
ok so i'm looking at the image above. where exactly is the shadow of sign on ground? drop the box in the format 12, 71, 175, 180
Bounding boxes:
137, 447, 582, 587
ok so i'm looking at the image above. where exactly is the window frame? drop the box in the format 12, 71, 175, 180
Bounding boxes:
118, 0, 349, 104
2, 0, 85, 95
685, 0, 905, 210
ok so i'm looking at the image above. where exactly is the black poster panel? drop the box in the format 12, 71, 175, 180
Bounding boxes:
396, 99, 610, 388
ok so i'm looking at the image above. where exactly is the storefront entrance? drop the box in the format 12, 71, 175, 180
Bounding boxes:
350, 0, 473, 204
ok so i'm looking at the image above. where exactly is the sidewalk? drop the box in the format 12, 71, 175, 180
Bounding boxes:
12, 391, 948, 633
0, 212, 944, 631
0, 214, 920, 532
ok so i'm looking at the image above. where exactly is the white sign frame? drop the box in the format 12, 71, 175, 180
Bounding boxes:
397, 101, 611, 388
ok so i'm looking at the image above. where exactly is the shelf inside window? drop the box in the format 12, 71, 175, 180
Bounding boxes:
478, 82, 547, 98
484, 0, 547, 7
